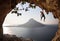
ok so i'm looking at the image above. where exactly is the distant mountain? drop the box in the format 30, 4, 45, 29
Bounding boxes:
16, 19, 45, 27
5, 19, 45, 27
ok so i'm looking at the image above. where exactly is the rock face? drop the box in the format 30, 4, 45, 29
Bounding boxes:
56, 36, 60, 41
0, 0, 17, 41
52, 17, 60, 41
3, 34, 33, 41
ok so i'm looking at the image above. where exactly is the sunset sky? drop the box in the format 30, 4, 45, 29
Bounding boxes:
3, 2, 58, 26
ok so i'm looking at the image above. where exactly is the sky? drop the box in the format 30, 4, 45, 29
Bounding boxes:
3, 2, 59, 26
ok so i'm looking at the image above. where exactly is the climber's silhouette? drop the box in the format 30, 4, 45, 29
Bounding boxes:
40, 11, 46, 21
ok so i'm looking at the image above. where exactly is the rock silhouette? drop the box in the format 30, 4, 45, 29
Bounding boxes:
3, 34, 33, 41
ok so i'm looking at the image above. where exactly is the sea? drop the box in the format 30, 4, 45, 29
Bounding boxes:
3, 25, 58, 41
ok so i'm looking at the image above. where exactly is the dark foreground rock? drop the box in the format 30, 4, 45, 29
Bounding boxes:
3, 34, 33, 41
